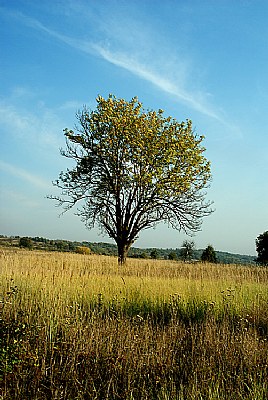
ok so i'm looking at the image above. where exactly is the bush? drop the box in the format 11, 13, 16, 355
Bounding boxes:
150, 249, 159, 259
168, 252, 177, 260
19, 237, 33, 250
75, 246, 91, 255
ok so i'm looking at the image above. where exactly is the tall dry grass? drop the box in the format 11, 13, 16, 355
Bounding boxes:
0, 249, 267, 399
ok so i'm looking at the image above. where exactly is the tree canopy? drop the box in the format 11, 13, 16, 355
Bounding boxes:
180, 240, 196, 262
256, 231, 268, 266
201, 245, 217, 263
51, 95, 213, 264
19, 237, 33, 250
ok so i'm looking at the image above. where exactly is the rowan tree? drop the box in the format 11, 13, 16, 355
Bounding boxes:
50, 95, 213, 264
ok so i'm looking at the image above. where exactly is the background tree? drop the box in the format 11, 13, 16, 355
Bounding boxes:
180, 240, 195, 262
168, 251, 177, 261
50, 95, 213, 264
256, 231, 268, 266
150, 249, 159, 259
201, 245, 217, 263
19, 237, 33, 250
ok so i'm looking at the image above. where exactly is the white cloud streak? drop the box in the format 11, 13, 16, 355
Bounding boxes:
0, 100, 63, 148
92, 44, 223, 121
7, 9, 224, 121
0, 188, 40, 208
0, 160, 51, 190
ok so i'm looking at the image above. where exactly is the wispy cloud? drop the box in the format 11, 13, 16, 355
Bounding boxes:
93, 44, 223, 121
0, 99, 63, 148
0, 188, 40, 208
4, 9, 225, 121
59, 100, 85, 111
0, 160, 51, 190
7, 9, 90, 54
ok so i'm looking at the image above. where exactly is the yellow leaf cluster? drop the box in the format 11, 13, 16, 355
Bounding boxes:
70, 95, 211, 197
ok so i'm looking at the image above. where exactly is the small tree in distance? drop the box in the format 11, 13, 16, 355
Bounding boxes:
50, 95, 213, 264
201, 245, 217, 263
256, 231, 268, 266
180, 240, 195, 262
150, 249, 159, 259
168, 251, 177, 261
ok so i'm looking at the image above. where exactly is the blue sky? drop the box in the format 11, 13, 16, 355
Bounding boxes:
0, 0, 267, 255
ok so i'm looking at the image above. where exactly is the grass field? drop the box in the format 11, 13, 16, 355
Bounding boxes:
0, 249, 267, 399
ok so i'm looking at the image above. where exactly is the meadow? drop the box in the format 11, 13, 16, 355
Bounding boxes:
0, 249, 267, 399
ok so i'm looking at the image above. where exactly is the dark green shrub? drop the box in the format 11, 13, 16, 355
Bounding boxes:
168, 252, 177, 260
201, 245, 217, 263
19, 237, 33, 250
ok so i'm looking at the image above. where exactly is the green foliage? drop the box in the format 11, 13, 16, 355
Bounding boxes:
54, 240, 73, 251
256, 231, 268, 266
19, 237, 33, 250
51, 95, 213, 263
0, 235, 258, 264
131, 251, 149, 259
150, 249, 159, 259
168, 251, 177, 260
180, 240, 195, 261
201, 244, 217, 263
0, 283, 25, 379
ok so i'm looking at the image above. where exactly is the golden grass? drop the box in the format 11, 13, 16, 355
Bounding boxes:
1, 249, 267, 311
0, 248, 267, 399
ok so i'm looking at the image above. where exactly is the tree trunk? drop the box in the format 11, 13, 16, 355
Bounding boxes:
117, 240, 129, 265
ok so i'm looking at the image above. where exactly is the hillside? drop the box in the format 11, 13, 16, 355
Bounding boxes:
0, 235, 256, 265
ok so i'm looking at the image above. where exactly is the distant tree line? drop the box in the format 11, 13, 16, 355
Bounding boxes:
0, 235, 260, 265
